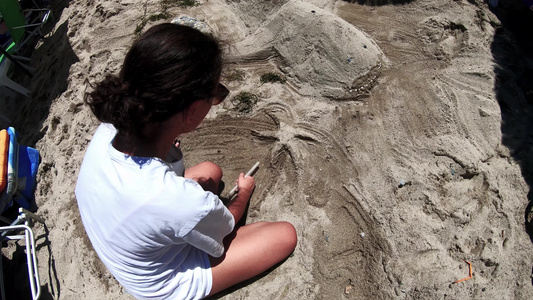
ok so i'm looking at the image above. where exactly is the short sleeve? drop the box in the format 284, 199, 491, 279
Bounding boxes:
182, 197, 235, 257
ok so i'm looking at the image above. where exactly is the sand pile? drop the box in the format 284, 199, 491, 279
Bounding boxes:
229, 1, 385, 98
1, 0, 532, 299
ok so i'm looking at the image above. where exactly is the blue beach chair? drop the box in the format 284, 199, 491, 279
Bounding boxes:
0, 127, 40, 213
0, 127, 42, 299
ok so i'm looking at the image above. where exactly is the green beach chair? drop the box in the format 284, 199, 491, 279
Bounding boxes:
0, 42, 31, 97
0, 0, 25, 45
0, 0, 48, 97
0, 0, 51, 52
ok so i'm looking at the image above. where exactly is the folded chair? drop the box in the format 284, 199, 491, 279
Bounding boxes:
0, 44, 31, 97
0, 0, 52, 53
0, 0, 51, 98
0, 40, 34, 76
0, 0, 25, 47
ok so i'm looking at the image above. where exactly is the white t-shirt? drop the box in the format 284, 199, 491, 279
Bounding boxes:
75, 123, 234, 299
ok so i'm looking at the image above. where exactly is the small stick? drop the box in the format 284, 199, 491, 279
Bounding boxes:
228, 161, 260, 198
453, 260, 473, 284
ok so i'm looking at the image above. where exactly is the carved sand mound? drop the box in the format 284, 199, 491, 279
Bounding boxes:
231, 1, 385, 99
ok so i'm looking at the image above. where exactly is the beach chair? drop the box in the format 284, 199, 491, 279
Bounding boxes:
0, 46, 31, 97
0, 0, 51, 98
0, 0, 26, 46
0, 130, 8, 194
0, 0, 52, 52
0, 207, 45, 300
0, 127, 42, 299
0, 127, 40, 213
0, 127, 19, 213
0, 39, 34, 76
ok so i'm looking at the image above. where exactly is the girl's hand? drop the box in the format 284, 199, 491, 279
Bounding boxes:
227, 173, 255, 223
236, 172, 255, 196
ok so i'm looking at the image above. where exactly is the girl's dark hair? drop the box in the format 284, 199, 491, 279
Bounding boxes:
85, 23, 222, 136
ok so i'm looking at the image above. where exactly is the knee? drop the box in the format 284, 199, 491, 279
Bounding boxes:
278, 222, 297, 254
202, 161, 223, 180
254, 221, 297, 252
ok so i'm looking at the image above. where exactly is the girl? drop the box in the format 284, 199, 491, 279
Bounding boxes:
75, 23, 297, 299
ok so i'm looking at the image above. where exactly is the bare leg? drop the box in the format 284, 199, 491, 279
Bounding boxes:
208, 221, 297, 296
184, 161, 223, 194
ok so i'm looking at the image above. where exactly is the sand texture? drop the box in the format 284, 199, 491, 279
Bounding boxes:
1, 0, 533, 299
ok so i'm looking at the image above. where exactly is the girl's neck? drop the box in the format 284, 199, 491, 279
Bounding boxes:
112, 133, 166, 159
112, 114, 184, 160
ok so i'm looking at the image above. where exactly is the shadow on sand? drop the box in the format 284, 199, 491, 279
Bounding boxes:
4, 0, 79, 147
1, 219, 59, 300
489, 2, 533, 242
342, 0, 415, 5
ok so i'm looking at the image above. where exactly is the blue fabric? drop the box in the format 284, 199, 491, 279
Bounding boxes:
14, 145, 39, 210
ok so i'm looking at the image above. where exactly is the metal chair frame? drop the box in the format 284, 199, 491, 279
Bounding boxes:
0, 207, 44, 300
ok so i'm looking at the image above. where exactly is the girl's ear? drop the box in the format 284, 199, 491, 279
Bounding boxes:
181, 100, 202, 132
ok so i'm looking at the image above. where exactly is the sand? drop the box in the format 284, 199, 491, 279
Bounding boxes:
1, 0, 533, 299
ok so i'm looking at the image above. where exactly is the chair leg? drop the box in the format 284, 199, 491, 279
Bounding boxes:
0, 209, 44, 299
18, 208, 42, 300
0, 76, 30, 97
24, 225, 40, 300
0, 254, 5, 300
0, 224, 40, 300
0, 86, 17, 99
0, 59, 31, 97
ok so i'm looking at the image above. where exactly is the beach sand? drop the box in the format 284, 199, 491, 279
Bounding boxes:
1, 0, 533, 299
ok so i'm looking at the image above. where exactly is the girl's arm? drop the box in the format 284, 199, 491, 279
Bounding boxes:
226, 173, 254, 223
